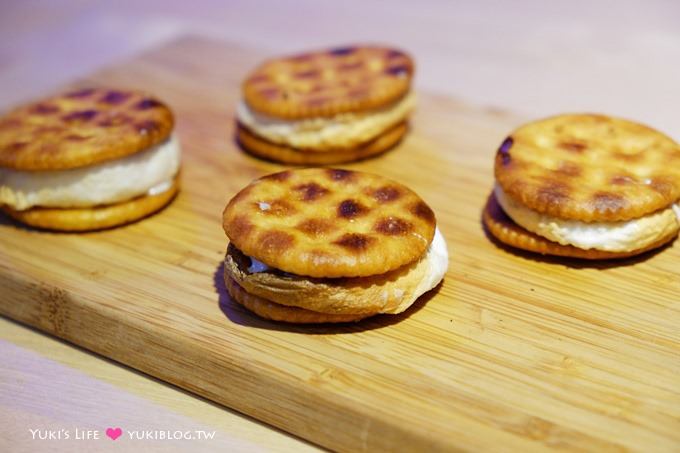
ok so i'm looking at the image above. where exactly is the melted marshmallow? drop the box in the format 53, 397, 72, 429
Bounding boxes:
0, 135, 181, 210
236, 92, 415, 149
494, 184, 680, 252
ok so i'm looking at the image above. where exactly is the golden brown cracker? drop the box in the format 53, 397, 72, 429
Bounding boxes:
223, 168, 436, 278
2, 178, 179, 231
243, 46, 413, 119
494, 114, 680, 222
224, 273, 368, 323
236, 121, 407, 165
483, 192, 677, 259
0, 87, 174, 170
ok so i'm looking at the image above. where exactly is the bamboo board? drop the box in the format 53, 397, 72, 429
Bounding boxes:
1, 36, 678, 452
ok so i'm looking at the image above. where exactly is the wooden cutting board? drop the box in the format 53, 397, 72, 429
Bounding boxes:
1, 36, 678, 452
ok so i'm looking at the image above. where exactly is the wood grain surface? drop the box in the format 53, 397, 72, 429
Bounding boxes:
1, 36, 678, 452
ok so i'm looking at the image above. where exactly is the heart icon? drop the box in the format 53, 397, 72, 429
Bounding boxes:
106, 427, 122, 440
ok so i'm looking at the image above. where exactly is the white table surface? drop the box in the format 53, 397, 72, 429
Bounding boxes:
1, 1, 678, 451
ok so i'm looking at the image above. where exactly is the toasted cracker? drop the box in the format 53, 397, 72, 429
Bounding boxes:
237, 121, 406, 164
0, 87, 174, 170
483, 192, 677, 259
224, 274, 369, 323
223, 168, 436, 278
494, 114, 680, 222
2, 177, 178, 231
243, 45, 413, 119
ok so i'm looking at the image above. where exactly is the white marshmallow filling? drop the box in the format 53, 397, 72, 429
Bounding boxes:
494, 184, 680, 252
0, 135, 181, 210
243, 227, 448, 313
236, 92, 415, 150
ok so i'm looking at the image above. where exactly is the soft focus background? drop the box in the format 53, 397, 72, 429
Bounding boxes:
1, 0, 679, 138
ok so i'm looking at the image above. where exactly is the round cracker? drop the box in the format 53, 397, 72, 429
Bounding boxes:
0, 87, 174, 170
223, 168, 436, 278
237, 121, 407, 164
483, 192, 678, 259
494, 114, 680, 222
224, 273, 368, 324
243, 45, 413, 119
2, 178, 179, 231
